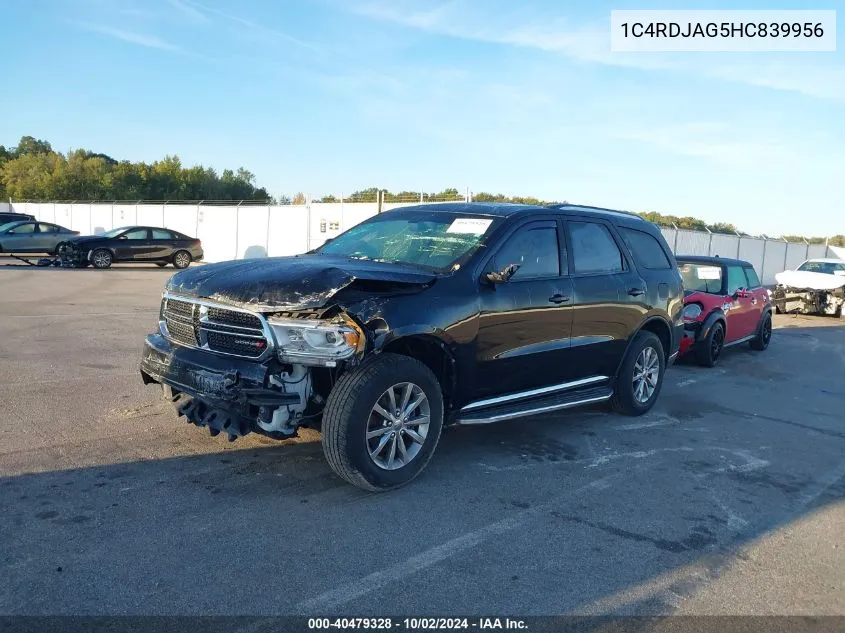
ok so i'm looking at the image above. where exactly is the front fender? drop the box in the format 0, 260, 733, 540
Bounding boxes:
699, 309, 726, 341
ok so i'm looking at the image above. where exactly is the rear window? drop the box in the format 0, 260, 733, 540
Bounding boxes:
619, 228, 671, 270
678, 262, 724, 294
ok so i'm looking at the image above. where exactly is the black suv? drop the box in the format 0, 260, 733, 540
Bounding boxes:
140, 203, 684, 491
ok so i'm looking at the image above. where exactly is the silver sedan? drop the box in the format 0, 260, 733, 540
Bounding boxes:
0, 221, 80, 254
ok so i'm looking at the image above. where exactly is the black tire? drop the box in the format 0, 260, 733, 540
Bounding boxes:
321, 353, 444, 492
173, 250, 192, 269
156, 262, 168, 268
750, 312, 772, 351
695, 321, 724, 368
54, 242, 66, 256
91, 248, 113, 269
612, 331, 666, 416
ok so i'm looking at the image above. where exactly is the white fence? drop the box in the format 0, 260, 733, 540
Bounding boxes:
6, 200, 840, 284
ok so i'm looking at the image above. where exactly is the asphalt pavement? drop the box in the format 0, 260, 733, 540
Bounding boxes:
1, 265, 843, 616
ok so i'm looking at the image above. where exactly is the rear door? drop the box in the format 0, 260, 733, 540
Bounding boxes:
474, 218, 573, 398
36, 223, 62, 252
725, 264, 757, 340
563, 219, 644, 380
150, 228, 178, 260
113, 228, 151, 261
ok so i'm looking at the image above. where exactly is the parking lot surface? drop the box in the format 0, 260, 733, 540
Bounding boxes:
1, 266, 844, 616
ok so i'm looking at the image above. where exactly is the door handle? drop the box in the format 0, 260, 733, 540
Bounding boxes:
628, 288, 645, 297
548, 294, 570, 304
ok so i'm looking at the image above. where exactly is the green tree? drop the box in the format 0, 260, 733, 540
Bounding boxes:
0, 135, 273, 202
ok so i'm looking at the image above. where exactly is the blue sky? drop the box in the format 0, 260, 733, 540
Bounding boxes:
1, 0, 843, 236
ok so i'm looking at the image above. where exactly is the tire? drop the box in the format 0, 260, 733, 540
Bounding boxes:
612, 331, 666, 416
91, 248, 113, 269
53, 242, 66, 256
156, 262, 168, 268
695, 321, 724, 368
321, 353, 444, 492
750, 312, 772, 351
173, 250, 192, 269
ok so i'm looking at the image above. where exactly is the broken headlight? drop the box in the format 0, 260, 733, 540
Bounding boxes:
267, 317, 363, 366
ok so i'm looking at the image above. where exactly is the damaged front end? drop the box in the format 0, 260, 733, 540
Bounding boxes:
139, 293, 367, 442
773, 286, 845, 316
58, 242, 89, 268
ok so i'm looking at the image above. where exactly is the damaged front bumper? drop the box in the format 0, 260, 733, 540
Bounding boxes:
140, 333, 302, 440
773, 286, 844, 316
58, 242, 89, 267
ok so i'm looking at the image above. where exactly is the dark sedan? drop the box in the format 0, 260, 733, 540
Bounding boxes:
58, 226, 204, 269
0, 220, 79, 254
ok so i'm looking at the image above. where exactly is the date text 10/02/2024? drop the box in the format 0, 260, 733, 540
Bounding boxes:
308, 618, 528, 630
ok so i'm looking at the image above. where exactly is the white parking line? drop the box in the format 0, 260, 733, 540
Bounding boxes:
295, 474, 618, 613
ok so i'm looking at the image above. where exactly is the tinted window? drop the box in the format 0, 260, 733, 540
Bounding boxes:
620, 228, 671, 270
727, 266, 748, 294
493, 225, 560, 280
9, 223, 35, 234
744, 266, 761, 289
37, 223, 58, 233
570, 222, 624, 274
152, 229, 174, 239
121, 229, 148, 240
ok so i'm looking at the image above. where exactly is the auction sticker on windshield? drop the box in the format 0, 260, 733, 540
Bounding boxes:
446, 218, 493, 234
697, 266, 722, 280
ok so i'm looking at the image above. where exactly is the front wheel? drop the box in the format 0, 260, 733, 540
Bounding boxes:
91, 248, 113, 269
321, 353, 444, 492
750, 312, 772, 351
695, 321, 724, 368
173, 250, 192, 269
612, 331, 666, 416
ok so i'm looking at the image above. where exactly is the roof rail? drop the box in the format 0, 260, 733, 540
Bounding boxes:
549, 203, 643, 219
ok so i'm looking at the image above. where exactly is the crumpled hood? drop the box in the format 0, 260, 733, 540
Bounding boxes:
775, 270, 845, 291
165, 255, 437, 311
65, 235, 105, 245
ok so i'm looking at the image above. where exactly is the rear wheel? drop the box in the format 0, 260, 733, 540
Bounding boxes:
695, 321, 724, 368
321, 353, 444, 492
612, 331, 665, 416
173, 250, 192, 269
91, 248, 113, 269
750, 312, 772, 351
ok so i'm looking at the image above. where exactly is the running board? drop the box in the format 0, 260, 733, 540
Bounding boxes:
454, 386, 613, 425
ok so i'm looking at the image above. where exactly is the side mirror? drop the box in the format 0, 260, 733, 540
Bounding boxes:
485, 263, 520, 284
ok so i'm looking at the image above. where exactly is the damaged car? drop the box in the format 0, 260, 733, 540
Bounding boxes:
676, 256, 773, 367
58, 226, 203, 269
773, 258, 845, 317
140, 203, 684, 491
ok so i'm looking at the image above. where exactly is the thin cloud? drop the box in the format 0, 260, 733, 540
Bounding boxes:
350, 0, 844, 100
165, 0, 210, 24
76, 22, 181, 52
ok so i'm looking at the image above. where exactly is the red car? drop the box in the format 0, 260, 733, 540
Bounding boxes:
677, 256, 773, 366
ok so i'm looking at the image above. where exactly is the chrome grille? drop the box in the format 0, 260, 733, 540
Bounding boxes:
160, 295, 270, 359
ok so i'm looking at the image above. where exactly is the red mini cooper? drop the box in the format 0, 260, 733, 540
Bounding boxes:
677, 256, 773, 367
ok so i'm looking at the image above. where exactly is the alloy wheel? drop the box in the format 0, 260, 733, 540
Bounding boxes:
92, 251, 111, 268
632, 346, 660, 404
711, 326, 724, 362
366, 382, 430, 471
174, 252, 191, 268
